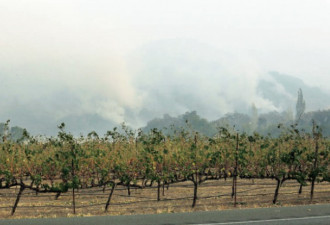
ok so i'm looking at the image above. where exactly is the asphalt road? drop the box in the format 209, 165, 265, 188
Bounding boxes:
1, 204, 330, 225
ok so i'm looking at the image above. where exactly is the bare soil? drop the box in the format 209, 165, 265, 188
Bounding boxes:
1, 179, 330, 219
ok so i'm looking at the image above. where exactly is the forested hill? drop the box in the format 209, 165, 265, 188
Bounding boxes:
142, 72, 330, 137
142, 109, 330, 137
1, 109, 330, 140
2, 71, 330, 138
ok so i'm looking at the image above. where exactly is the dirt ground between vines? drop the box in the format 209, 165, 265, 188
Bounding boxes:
1, 179, 330, 219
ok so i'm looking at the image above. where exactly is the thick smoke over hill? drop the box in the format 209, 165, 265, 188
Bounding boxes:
129, 40, 277, 122
1, 0, 330, 135
1, 39, 330, 135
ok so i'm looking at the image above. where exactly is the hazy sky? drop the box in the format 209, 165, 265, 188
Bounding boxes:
1, 0, 330, 134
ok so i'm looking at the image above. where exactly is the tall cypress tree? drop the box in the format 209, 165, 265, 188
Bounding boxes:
296, 88, 306, 122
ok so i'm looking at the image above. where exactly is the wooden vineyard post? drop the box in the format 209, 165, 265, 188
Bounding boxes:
71, 144, 76, 214
311, 120, 319, 201
234, 133, 239, 207
157, 180, 161, 201
192, 133, 198, 208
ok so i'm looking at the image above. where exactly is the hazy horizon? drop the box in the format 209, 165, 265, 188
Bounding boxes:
1, 0, 330, 135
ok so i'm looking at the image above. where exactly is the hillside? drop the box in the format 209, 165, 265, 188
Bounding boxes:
142, 109, 330, 137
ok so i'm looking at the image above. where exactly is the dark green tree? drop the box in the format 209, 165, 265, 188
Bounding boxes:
296, 88, 306, 122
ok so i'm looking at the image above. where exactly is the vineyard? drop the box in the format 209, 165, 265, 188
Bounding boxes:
1, 121, 330, 218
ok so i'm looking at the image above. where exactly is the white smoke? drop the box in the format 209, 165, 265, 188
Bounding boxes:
1, 0, 329, 134
129, 39, 279, 121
